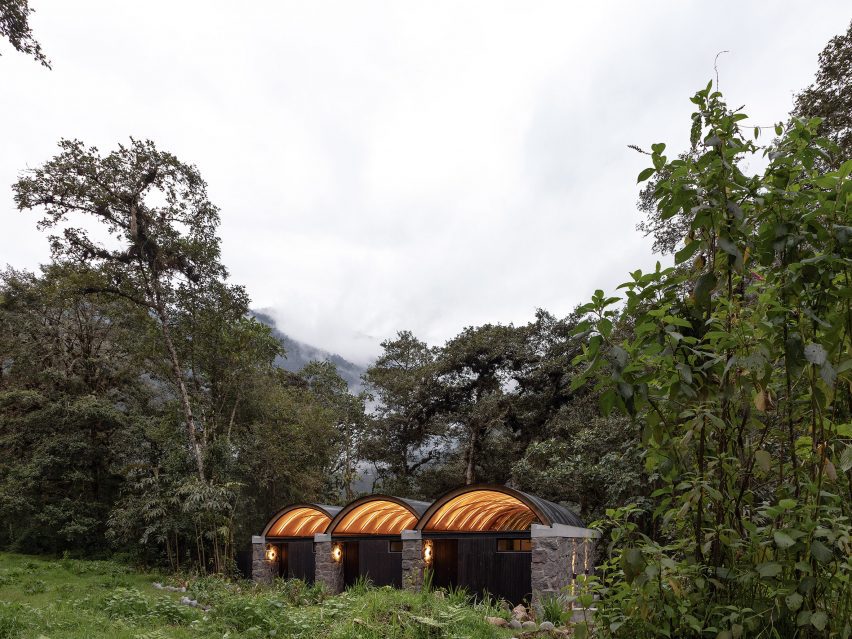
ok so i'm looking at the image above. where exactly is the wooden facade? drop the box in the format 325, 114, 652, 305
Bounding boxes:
327, 495, 429, 588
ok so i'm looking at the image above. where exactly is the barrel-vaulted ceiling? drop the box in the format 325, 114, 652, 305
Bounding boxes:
416, 485, 584, 532
330, 498, 419, 535
263, 504, 341, 538
260, 487, 583, 538
420, 489, 539, 532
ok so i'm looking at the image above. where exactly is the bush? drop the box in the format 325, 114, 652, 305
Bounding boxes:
150, 598, 195, 625
103, 587, 150, 620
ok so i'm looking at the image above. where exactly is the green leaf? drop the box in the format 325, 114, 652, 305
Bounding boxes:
804, 343, 827, 366
785, 592, 803, 611
599, 389, 617, 417
637, 167, 655, 183
778, 498, 797, 510
797, 610, 811, 627
757, 562, 782, 578
754, 450, 772, 473
811, 611, 828, 631
840, 445, 852, 473
810, 540, 833, 563
621, 547, 645, 582
675, 241, 700, 264
774, 531, 795, 549
694, 272, 717, 308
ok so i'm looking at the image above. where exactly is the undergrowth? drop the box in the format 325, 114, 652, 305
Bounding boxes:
0, 552, 515, 638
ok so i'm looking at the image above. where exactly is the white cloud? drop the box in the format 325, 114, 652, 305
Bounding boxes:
2, 0, 848, 364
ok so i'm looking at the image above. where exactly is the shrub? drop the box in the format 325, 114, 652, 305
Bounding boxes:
103, 588, 151, 620
540, 594, 569, 626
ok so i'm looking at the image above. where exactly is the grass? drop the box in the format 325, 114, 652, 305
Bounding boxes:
0, 552, 518, 638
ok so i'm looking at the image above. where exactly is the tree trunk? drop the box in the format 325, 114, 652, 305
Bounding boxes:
464, 425, 480, 485
156, 300, 206, 480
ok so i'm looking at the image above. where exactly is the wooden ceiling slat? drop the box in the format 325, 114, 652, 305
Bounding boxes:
424, 489, 541, 532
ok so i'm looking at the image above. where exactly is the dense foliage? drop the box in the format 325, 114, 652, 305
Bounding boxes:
573, 84, 851, 637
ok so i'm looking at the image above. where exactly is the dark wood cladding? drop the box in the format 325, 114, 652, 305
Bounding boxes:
341, 539, 403, 587
285, 540, 315, 582
429, 535, 532, 604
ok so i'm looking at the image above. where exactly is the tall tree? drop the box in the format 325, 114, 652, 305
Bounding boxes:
438, 324, 524, 485
794, 19, 852, 169
15, 139, 225, 480
0, 265, 152, 552
300, 360, 368, 500
362, 331, 445, 493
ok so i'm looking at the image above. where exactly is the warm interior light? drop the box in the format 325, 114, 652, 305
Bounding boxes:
265, 544, 277, 561
267, 506, 332, 537
422, 489, 541, 532
423, 540, 433, 564
332, 543, 343, 562
333, 500, 418, 535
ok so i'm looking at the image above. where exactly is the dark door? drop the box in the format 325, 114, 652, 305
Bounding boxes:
359, 539, 402, 587
343, 541, 360, 587
278, 543, 288, 578
431, 539, 458, 590
286, 540, 315, 582
457, 537, 531, 604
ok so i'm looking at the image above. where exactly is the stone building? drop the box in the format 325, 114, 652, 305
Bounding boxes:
251, 484, 599, 605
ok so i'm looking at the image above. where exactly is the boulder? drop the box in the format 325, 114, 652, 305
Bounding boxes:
539, 621, 555, 631
509, 619, 523, 630
512, 604, 529, 622
521, 621, 537, 631
485, 616, 508, 627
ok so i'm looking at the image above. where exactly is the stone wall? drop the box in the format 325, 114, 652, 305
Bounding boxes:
530, 535, 572, 604
313, 535, 343, 594
251, 536, 276, 585
401, 533, 424, 591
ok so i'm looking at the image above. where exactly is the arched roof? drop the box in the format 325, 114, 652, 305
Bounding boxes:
328, 495, 430, 536
416, 484, 584, 532
262, 504, 342, 538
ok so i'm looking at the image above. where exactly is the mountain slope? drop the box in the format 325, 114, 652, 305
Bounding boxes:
252, 310, 366, 392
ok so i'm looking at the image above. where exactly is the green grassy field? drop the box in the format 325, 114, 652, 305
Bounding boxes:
0, 553, 520, 638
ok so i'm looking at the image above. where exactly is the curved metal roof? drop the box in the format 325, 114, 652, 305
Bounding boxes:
262, 503, 342, 538
327, 494, 430, 536
416, 484, 584, 532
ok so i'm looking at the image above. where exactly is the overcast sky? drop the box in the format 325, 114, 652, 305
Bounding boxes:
2, 2, 849, 364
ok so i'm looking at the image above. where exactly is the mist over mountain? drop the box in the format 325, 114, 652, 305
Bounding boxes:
252, 310, 367, 393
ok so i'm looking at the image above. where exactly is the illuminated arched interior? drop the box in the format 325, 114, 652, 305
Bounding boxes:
266, 507, 332, 537
333, 500, 418, 535
422, 490, 541, 532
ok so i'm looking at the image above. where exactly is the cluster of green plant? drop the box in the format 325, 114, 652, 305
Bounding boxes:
0, 553, 514, 639
570, 75, 852, 638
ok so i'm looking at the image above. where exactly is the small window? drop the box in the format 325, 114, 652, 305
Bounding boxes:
496, 538, 531, 552
388, 540, 403, 553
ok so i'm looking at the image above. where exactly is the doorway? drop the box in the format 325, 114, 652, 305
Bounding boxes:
430, 539, 458, 590
343, 541, 360, 587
